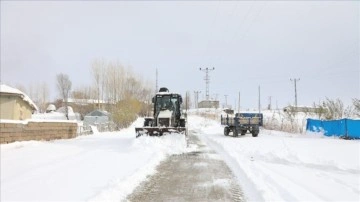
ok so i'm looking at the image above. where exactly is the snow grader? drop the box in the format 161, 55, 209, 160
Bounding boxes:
135, 87, 187, 137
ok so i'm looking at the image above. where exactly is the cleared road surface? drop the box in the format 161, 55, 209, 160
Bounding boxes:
126, 132, 244, 202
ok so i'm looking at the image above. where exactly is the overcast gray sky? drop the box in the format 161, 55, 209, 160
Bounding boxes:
1, 1, 359, 109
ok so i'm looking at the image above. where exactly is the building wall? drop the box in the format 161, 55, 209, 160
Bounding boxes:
0, 121, 78, 144
14, 97, 33, 120
198, 100, 220, 109
0, 95, 33, 120
0, 96, 15, 119
83, 116, 109, 126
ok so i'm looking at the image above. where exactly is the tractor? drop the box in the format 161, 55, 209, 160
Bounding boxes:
135, 87, 187, 137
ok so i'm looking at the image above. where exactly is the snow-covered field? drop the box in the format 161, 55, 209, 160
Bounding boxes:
1, 115, 360, 201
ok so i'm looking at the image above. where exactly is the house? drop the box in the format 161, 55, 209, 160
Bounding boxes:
198, 100, 219, 109
83, 110, 110, 126
0, 84, 38, 120
283, 105, 327, 113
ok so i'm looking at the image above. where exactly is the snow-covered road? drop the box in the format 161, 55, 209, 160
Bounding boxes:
127, 133, 243, 202
189, 115, 360, 202
1, 115, 360, 201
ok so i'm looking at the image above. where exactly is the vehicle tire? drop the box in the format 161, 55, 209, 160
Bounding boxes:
233, 129, 239, 137
180, 119, 186, 127
224, 127, 230, 136
241, 129, 247, 136
252, 126, 259, 137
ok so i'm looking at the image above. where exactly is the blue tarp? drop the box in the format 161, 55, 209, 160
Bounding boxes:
306, 118, 360, 139
347, 119, 360, 139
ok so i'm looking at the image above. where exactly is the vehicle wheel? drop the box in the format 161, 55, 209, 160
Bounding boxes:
180, 119, 186, 127
224, 127, 230, 136
252, 131, 259, 137
233, 129, 239, 137
241, 129, 247, 136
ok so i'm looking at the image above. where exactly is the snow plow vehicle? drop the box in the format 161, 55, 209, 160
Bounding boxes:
221, 112, 263, 137
135, 87, 187, 137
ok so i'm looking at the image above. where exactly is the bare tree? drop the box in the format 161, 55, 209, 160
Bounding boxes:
56, 73, 72, 120
322, 98, 344, 120
344, 105, 355, 118
353, 98, 360, 117
313, 102, 327, 119
88, 59, 155, 128
91, 59, 106, 109
22, 82, 49, 113
38, 82, 49, 113
71, 86, 96, 119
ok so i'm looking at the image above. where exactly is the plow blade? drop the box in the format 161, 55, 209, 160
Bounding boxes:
135, 127, 187, 138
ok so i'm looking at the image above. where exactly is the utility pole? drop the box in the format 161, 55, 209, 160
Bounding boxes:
238, 92, 241, 113
258, 85, 261, 113
194, 91, 201, 108
268, 96, 272, 110
155, 68, 158, 94
185, 91, 190, 111
214, 93, 219, 101
290, 78, 300, 107
224, 94, 228, 108
199, 67, 215, 100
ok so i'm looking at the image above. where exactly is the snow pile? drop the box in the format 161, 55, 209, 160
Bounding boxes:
32, 111, 81, 121
189, 115, 360, 202
0, 118, 187, 201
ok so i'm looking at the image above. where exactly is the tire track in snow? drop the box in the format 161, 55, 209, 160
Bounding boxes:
126, 133, 244, 202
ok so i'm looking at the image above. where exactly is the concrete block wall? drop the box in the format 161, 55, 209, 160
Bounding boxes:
0, 121, 78, 144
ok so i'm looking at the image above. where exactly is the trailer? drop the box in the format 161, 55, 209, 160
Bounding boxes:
221, 113, 263, 137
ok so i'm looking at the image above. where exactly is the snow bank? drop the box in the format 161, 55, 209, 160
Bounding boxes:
189, 115, 360, 202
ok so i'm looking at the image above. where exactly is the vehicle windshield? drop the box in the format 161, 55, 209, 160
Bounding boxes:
156, 95, 179, 112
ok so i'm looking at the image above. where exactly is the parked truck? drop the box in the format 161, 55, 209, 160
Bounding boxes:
221, 112, 263, 137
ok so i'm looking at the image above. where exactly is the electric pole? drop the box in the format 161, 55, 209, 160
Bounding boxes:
238, 92, 241, 113
194, 91, 201, 108
268, 96, 272, 110
290, 78, 300, 107
224, 94, 228, 108
199, 67, 215, 100
258, 85, 261, 113
155, 68, 158, 94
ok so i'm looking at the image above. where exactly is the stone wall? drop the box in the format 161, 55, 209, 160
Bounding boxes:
0, 121, 78, 144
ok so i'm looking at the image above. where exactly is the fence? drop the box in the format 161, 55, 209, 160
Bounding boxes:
306, 118, 360, 139
1, 121, 78, 144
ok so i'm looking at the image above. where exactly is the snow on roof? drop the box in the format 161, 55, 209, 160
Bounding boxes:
85, 110, 110, 117
66, 98, 112, 104
156, 92, 181, 95
0, 84, 38, 111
